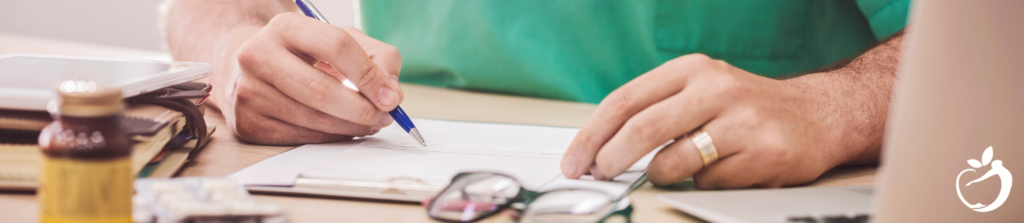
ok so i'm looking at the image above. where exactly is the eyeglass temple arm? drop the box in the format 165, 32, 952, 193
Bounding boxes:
617, 172, 648, 201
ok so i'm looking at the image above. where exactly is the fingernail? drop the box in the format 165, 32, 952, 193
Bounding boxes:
591, 165, 606, 181
371, 126, 381, 134
562, 156, 577, 177
379, 114, 393, 125
390, 75, 400, 89
378, 86, 396, 106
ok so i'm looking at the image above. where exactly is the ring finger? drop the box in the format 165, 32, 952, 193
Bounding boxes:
646, 120, 745, 186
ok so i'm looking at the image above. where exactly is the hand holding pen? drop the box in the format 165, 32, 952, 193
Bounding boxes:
171, 2, 410, 145
296, 0, 425, 146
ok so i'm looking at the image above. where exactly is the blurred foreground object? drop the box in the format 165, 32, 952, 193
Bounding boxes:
0, 54, 215, 190
0, 82, 215, 191
427, 172, 645, 222
38, 81, 133, 223
133, 177, 285, 223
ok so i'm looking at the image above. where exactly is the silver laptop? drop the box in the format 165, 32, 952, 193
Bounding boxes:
659, 0, 1024, 222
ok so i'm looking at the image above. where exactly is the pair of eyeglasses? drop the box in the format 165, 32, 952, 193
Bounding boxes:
426, 171, 647, 222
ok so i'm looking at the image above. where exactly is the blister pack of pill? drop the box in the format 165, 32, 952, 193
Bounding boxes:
133, 177, 286, 223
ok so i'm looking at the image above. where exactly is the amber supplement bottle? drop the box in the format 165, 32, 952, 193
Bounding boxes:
38, 81, 132, 223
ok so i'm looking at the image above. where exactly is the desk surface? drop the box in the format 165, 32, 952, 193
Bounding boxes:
0, 33, 876, 223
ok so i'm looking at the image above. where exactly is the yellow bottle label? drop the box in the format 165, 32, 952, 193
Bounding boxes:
39, 156, 133, 223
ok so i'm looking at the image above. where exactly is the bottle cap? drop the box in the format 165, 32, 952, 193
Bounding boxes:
55, 80, 123, 117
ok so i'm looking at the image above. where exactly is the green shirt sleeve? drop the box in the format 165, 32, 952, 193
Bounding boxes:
856, 0, 912, 41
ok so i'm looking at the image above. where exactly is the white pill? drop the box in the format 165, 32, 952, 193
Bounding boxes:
187, 203, 228, 216
166, 201, 194, 216
210, 192, 250, 203
132, 195, 148, 206
150, 181, 187, 193
202, 179, 239, 191
132, 206, 154, 222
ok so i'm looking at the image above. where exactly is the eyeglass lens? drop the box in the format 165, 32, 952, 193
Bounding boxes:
428, 173, 522, 222
519, 190, 618, 223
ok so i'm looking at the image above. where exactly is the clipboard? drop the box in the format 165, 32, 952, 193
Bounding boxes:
245, 176, 444, 202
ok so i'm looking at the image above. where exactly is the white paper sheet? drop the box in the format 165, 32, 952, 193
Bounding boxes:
230, 119, 579, 186
229, 118, 656, 200
300, 138, 565, 189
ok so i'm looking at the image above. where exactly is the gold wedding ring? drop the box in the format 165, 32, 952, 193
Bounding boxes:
689, 129, 719, 167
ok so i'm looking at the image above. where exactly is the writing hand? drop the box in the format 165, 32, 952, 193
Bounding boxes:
211, 13, 403, 145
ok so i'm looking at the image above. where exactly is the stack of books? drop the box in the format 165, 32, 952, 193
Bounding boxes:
0, 84, 214, 191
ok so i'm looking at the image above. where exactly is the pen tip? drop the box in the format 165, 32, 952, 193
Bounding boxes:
409, 128, 426, 147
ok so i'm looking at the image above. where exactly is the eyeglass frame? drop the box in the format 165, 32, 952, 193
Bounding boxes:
425, 171, 648, 222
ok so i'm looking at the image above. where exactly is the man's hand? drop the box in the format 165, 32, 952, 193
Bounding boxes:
220, 14, 403, 145
562, 33, 902, 188
561, 54, 837, 188
165, 0, 404, 145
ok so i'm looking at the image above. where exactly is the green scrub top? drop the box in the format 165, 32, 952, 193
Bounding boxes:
362, 0, 910, 104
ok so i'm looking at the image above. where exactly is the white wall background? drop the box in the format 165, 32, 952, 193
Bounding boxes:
0, 0, 358, 52
0, 0, 166, 51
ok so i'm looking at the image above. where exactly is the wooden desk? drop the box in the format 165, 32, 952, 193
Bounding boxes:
0, 33, 877, 223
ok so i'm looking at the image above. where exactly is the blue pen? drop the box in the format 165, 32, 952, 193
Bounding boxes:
296, 0, 426, 146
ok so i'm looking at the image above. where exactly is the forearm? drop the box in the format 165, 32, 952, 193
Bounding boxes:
162, 0, 295, 107
788, 30, 905, 165
164, 0, 293, 62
